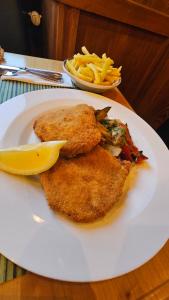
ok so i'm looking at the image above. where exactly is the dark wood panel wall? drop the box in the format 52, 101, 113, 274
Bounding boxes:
134, 0, 169, 14
43, 0, 169, 129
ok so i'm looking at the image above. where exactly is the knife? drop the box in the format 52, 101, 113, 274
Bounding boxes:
0, 65, 62, 77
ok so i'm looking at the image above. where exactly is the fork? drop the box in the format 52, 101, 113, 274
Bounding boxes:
0, 65, 62, 82
0, 69, 63, 83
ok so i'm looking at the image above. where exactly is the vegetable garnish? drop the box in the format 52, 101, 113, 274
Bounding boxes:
95, 107, 148, 163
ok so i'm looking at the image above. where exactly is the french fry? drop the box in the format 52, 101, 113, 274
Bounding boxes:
78, 66, 94, 80
95, 65, 103, 72
92, 53, 99, 58
65, 46, 121, 86
66, 60, 92, 82
102, 53, 107, 59
100, 58, 113, 81
87, 63, 100, 84
77, 72, 93, 82
105, 74, 120, 83
81, 46, 90, 55
110, 67, 122, 76
76, 70, 93, 82
66, 60, 77, 76
75, 56, 102, 65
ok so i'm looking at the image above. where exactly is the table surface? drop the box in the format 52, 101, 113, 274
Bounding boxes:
0, 53, 169, 300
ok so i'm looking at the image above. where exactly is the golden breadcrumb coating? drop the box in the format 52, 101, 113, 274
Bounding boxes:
34, 104, 101, 158
40, 146, 131, 222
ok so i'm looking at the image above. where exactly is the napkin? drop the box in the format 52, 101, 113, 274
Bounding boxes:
1, 71, 74, 88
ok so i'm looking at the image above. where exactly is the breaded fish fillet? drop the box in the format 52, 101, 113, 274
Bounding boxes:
40, 146, 130, 222
33, 104, 101, 158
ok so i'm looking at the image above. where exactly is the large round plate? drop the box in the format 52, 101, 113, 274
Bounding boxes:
0, 88, 168, 282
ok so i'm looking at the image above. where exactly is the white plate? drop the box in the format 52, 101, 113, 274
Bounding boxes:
0, 88, 168, 282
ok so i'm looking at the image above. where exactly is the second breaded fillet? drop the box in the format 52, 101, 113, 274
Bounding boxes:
33, 104, 101, 158
40, 146, 131, 222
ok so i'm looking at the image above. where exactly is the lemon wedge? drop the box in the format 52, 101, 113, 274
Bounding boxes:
0, 141, 66, 175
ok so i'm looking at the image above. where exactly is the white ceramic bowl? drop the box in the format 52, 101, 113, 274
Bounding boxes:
63, 60, 121, 94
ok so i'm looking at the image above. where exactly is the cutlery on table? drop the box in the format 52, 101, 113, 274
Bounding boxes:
0, 65, 62, 82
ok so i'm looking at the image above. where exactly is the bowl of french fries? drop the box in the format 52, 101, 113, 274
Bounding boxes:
63, 46, 121, 93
